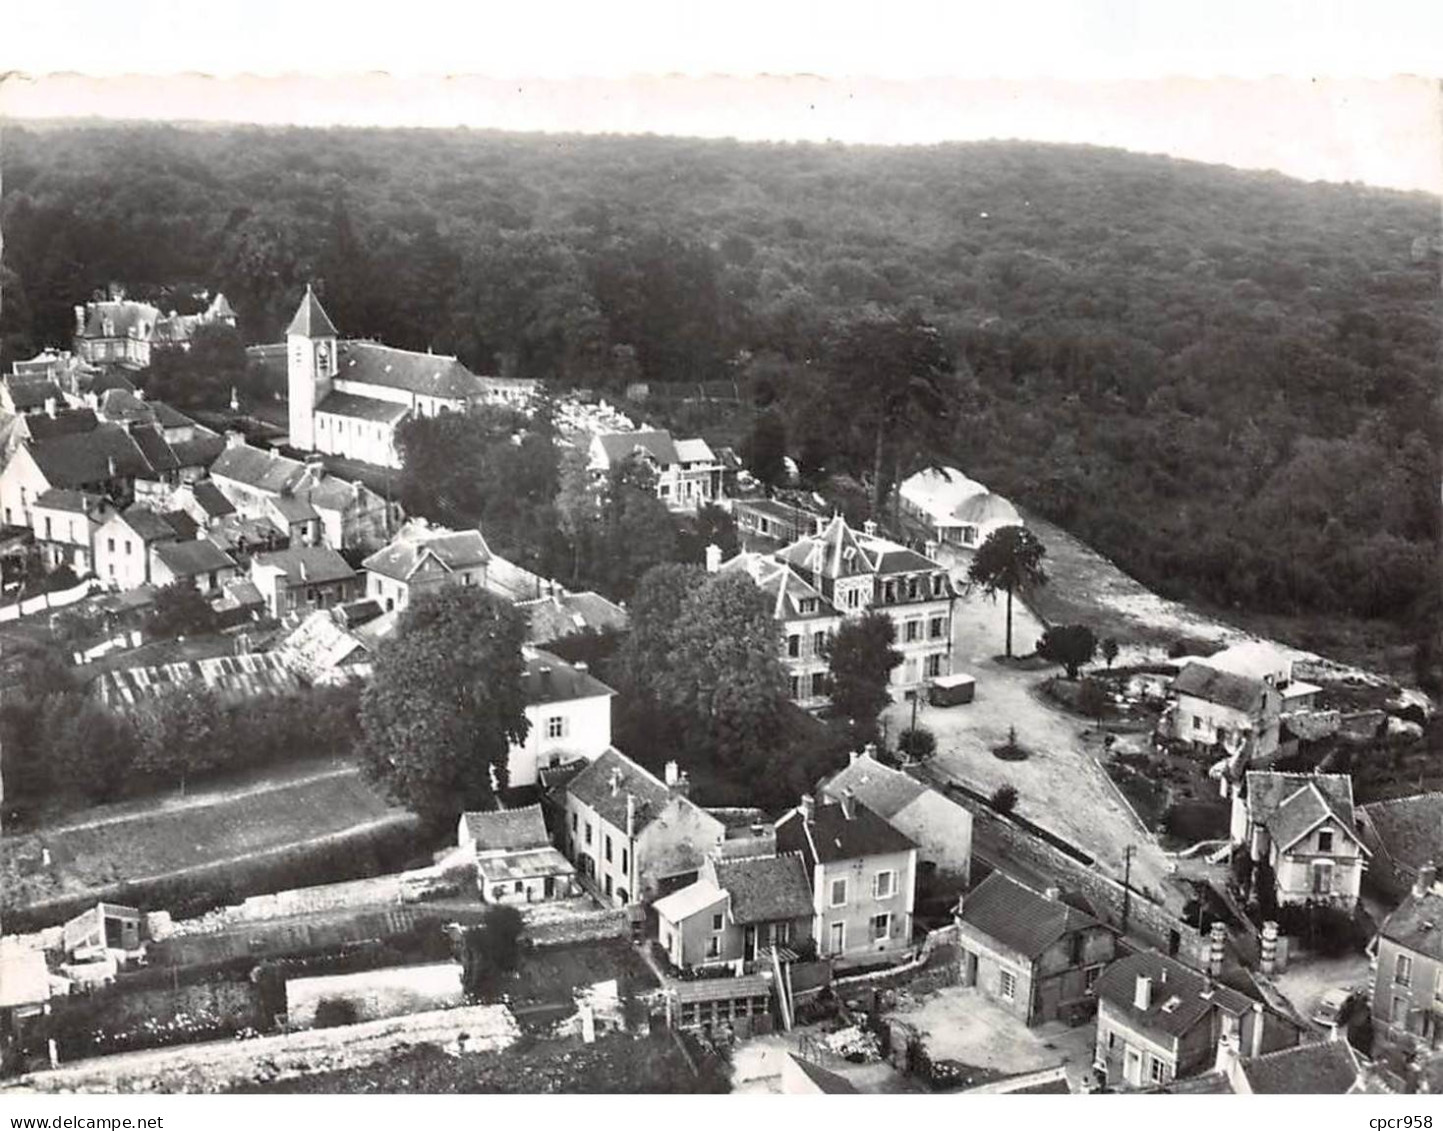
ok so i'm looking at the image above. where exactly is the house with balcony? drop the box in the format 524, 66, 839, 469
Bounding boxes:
714, 549, 841, 708
1370, 865, 1443, 1053
653, 852, 815, 971
954, 872, 1115, 1026
587, 429, 723, 512
774, 792, 917, 966
775, 515, 955, 699
554, 748, 726, 907
1231, 771, 1367, 910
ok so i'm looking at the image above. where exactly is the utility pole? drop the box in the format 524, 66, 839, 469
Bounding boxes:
1121, 844, 1135, 936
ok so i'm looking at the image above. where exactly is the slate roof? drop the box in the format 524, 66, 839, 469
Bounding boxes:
1359, 793, 1443, 873
522, 648, 615, 707
4, 375, 64, 411
210, 444, 308, 495
958, 872, 1101, 960
564, 748, 689, 837
712, 855, 814, 924
270, 494, 320, 524
152, 538, 236, 578
168, 430, 226, 469
1173, 662, 1269, 714
518, 590, 629, 645
130, 423, 181, 472
22, 408, 98, 442
96, 388, 153, 423
1379, 886, 1443, 963
462, 804, 551, 853
286, 287, 339, 338
776, 797, 916, 866
335, 341, 482, 401
33, 488, 103, 516
719, 553, 839, 622
162, 510, 200, 541
1241, 1041, 1361, 1094
787, 1054, 858, 1094
674, 437, 716, 464
190, 480, 236, 518
1246, 772, 1359, 851
779, 514, 946, 584
1093, 951, 1255, 1042
26, 425, 153, 487
819, 755, 927, 820
117, 506, 179, 543
362, 525, 491, 582
79, 300, 161, 340
594, 429, 679, 467
653, 878, 727, 923
315, 391, 411, 424
252, 545, 356, 586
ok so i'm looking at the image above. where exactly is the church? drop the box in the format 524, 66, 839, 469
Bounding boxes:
278, 286, 487, 469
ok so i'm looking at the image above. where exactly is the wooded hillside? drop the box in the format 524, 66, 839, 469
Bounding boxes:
2, 123, 1438, 642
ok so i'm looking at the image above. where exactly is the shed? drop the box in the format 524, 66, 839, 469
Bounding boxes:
930, 672, 976, 706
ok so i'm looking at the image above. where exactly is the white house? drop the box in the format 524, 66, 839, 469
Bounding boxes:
1168, 662, 1284, 761
94, 506, 179, 589
509, 648, 615, 789
1232, 771, 1368, 910
362, 519, 492, 614
457, 804, 577, 905
587, 429, 723, 512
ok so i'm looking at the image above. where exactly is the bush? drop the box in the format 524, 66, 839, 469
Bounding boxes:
896, 726, 937, 762
462, 904, 526, 999
989, 783, 1018, 814
313, 997, 361, 1029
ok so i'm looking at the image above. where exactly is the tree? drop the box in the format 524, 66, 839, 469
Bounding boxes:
611, 563, 707, 704
967, 526, 1048, 658
740, 409, 788, 490
360, 587, 529, 825
989, 783, 1019, 814
1077, 679, 1110, 722
1101, 637, 1120, 669
149, 583, 217, 639
461, 904, 525, 999
41, 694, 138, 804
678, 502, 739, 567
897, 726, 937, 762
822, 610, 902, 740
1037, 624, 1098, 679
131, 685, 231, 793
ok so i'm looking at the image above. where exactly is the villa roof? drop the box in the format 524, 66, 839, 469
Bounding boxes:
1358, 793, 1443, 873
958, 872, 1101, 960
1245, 772, 1359, 852
775, 797, 916, 866
521, 648, 615, 707
711, 855, 814, 924
1094, 951, 1255, 1041
594, 429, 678, 467
517, 590, 628, 645
719, 553, 839, 622
362, 525, 491, 582
819, 755, 927, 820
1378, 886, 1443, 963
563, 748, 698, 838
462, 804, 551, 853
1173, 662, 1270, 714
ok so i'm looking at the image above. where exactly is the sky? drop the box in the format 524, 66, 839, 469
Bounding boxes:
2, 0, 1441, 194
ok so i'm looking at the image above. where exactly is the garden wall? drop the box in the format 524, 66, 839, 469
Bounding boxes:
285, 962, 465, 1029
519, 899, 629, 947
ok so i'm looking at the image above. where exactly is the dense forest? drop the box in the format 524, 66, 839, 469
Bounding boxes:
1, 122, 1439, 647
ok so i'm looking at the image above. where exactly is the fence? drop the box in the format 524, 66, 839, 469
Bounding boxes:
0, 578, 98, 622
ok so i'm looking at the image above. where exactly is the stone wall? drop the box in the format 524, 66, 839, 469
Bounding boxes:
518, 899, 629, 947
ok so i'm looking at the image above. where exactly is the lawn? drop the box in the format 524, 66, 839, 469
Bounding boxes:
234, 1029, 730, 1093
1103, 740, 1231, 850
1, 766, 420, 923
505, 939, 660, 1009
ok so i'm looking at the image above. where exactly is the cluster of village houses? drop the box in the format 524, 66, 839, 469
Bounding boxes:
1, 286, 1440, 1095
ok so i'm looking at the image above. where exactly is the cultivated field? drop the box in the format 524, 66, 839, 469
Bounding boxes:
0, 762, 419, 921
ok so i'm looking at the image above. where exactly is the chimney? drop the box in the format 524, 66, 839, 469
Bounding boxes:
107, 455, 117, 479
705, 543, 722, 573
673, 771, 691, 799
1415, 862, 1438, 898
1250, 1002, 1265, 1058
1044, 885, 1061, 902
626, 793, 636, 839
1134, 974, 1152, 1011
1209, 921, 1227, 977
1214, 1028, 1243, 1084
74, 305, 87, 336
840, 788, 856, 820
799, 794, 815, 823
574, 661, 588, 673
44, 396, 57, 419
609, 767, 622, 796
664, 761, 679, 787
863, 519, 877, 537
849, 747, 863, 765
225, 430, 247, 450
298, 561, 308, 583
863, 742, 877, 760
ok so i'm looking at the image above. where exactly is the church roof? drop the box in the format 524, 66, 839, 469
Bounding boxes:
286, 286, 338, 338
315, 391, 410, 424
334, 341, 482, 401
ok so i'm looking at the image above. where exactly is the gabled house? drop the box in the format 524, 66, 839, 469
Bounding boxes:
150, 538, 239, 594
1093, 950, 1276, 1088
588, 429, 723, 512
1357, 793, 1443, 901
818, 747, 973, 881
774, 793, 917, 965
775, 515, 955, 699
362, 520, 492, 614
94, 506, 179, 589
1232, 771, 1367, 910
555, 747, 726, 907
249, 545, 360, 618
517, 587, 628, 648
955, 872, 1116, 1026
62, 902, 144, 962
73, 291, 235, 370
654, 853, 815, 970
30, 488, 112, 575
458, 804, 577, 905
714, 549, 841, 708
1167, 661, 1284, 762
1209, 1035, 1366, 1094
507, 648, 616, 789
1370, 865, 1443, 1052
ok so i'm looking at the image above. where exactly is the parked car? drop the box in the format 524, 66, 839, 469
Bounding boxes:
1311, 988, 1359, 1028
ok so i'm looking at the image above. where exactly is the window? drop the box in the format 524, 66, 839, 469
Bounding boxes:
905, 620, 920, 642
846, 589, 861, 610
1396, 954, 1413, 987
1069, 933, 1084, 967
1392, 995, 1408, 1025
787, 634, 801, 658
1107, 1031, 1117, 1050
1149, 1057, 1165, 1084
883, 580, 897, 604
571, 812, 578, 832
712, 912, 724, 931
873, 870, 895, 899
1192, 716, 1202, 731
43, 517, 51, 540
1312, 861, 1334, 895
107, 538, 115, 552
871, 913, 891, 941
584, 822, 592, 846
1317, 829, 1334, 853
621, 849, 628, 874
1085, 965, 1103, 992
604, 836, 613, 863
932, 574, 945, 596
999, 969, 1017, 1000
771, 921, 791, 945
925, 654, 944, 678
706, 934, 721, 958
514, 881, 524, 893
813, 672, 830, 697
546, 715, 566, 740
830, 878, 848, 907
813, 631, 826, 654
799, 598, 817, 615
929, 616, 946, 639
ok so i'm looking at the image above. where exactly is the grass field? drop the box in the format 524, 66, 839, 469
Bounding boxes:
505, 939, 660, 1009
1, 764, 418, 917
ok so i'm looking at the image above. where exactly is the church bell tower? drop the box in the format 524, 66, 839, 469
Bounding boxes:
286, 283, 338, 452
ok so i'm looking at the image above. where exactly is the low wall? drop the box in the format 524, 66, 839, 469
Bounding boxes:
519, 899, 629, 947
0, 578, 97, 622
285, 961, 465, 1029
